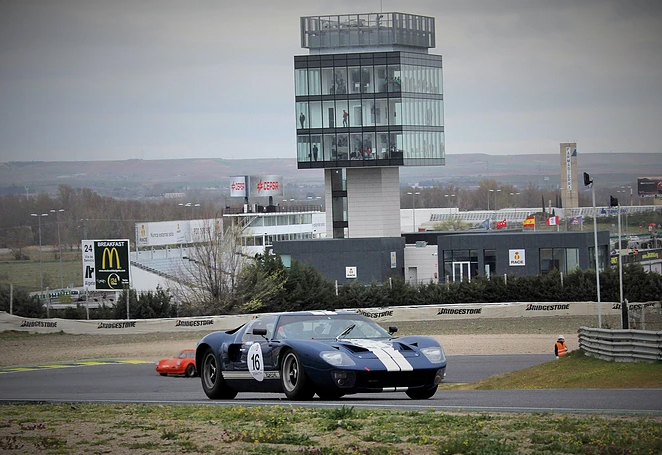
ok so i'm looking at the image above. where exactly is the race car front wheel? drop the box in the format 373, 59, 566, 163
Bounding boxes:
280, 350, 314, 400
201, 348, 237, 399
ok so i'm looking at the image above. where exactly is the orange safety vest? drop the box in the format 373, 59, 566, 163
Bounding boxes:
555, 341, 567, 357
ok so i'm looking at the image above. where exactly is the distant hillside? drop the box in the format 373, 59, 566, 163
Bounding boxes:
1, 153, 659, 198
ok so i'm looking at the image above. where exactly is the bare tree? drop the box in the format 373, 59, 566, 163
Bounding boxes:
6, 226, 32, 260
169, 217, 284, 315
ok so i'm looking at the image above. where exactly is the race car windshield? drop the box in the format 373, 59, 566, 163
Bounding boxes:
275, 314, 392, 340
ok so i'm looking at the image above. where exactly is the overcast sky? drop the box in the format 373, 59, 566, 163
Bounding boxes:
1, 0, 661, 162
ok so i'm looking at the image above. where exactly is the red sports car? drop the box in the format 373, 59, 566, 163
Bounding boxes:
156, 349, 197, 377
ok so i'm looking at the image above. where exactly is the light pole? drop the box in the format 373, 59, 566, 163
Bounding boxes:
407, 191, 420, 232
30, 213, 48, 294
509, 192, 520, 207
444, 194, 455, 208
50, 209, 65, 289
612, 195, 626, 328
493, 189, 502, 212
179, 202, 200, 219
584, 172, 601, 328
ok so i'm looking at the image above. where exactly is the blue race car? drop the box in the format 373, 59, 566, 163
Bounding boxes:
195, 310, 447, 401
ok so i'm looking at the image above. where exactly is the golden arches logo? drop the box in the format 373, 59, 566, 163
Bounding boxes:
101, 248, 121, 269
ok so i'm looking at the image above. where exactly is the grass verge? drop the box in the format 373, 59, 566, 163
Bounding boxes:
440, 350, 662, 390
0, 403, 660, 454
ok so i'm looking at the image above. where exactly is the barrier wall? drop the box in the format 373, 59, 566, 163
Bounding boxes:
1, 301, 659, 335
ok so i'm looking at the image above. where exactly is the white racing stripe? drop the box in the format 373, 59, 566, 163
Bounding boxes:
346, 340, 413, 372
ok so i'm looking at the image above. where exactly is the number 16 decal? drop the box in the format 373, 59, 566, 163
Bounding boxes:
247, 343, 264, 382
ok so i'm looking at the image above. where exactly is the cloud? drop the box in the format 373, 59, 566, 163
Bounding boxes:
0, 0, 661, 161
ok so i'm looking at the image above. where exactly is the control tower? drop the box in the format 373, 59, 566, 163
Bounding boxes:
294, 12, 445, 238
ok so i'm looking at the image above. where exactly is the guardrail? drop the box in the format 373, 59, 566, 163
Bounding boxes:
578, 326, 662, 363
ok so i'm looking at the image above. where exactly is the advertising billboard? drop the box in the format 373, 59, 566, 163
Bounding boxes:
82, 240, 131, 291
230, 175, 284, 198
189, 218, 223, 243
230, 176, 247, 198
135, 221, 190, 247
637, 177, 662, 197
249, 175, 284, 197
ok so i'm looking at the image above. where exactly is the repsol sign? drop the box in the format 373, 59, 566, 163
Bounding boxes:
175, 319, 214, 327
97, 321, 136, 329
357, 310, 393, 319
525, 304, 570, 311
21, 320, 57, 328
437, 307, 482, 315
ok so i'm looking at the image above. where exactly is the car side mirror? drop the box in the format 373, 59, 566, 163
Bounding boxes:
252, 328, 267, 336
388, 326, 398, 334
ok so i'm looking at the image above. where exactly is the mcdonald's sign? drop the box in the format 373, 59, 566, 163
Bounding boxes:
82, 239, 131, 291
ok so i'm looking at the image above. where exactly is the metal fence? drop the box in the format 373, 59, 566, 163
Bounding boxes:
578, 326, 662, 363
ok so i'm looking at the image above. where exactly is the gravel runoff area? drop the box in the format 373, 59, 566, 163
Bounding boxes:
1, 314, 660, 368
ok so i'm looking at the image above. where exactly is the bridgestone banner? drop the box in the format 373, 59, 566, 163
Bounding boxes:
82, 240, 131, 291
2, 302, 659, 335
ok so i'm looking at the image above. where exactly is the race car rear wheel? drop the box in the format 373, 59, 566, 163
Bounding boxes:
281, 350, 314, 400
185, 363, 196, 378
405, 385, 438, 400
201, 348, 237, 399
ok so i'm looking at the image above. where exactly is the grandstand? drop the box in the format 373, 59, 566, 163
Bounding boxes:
416, 205, 661, 230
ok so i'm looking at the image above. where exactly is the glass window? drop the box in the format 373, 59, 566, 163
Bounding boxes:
362, 99, 374, 126
321, 68, 335, 95
309, 101, 322, 128
334, 68, 347, 94
323, 101, 335, 128
336, 133, 348, 160
350, 133, 362, 159
295, 69, 308, 96
348, 67, 362, 94
348, 100, 362, 127
376, 133, 389, 159
362, 132, 375, 159
308, 68, 321, 96
310, 135, 321, 162
336, 100, 349, 128
388, 99, 401, 126
554, 248, 566, 275
484, 249, 496, 279
332, 197, 347, 222
297, 135, 311, 162
296, 102, 308, 130
375, 65, 387, 93
390, 132, 402, 158
567, 248, 580, 272
374, 99, 388, 126
361, 66, 374, 93
388, 65, 401, 92
540, 248, 554, 274
323, 134, 335, 162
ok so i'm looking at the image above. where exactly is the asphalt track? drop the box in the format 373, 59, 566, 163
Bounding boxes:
0, 354, 660, 415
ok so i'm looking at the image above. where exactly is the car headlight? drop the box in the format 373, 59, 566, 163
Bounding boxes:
320, 351, 356, 367
420, 346, 445, 364
176, 360, 182, 366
